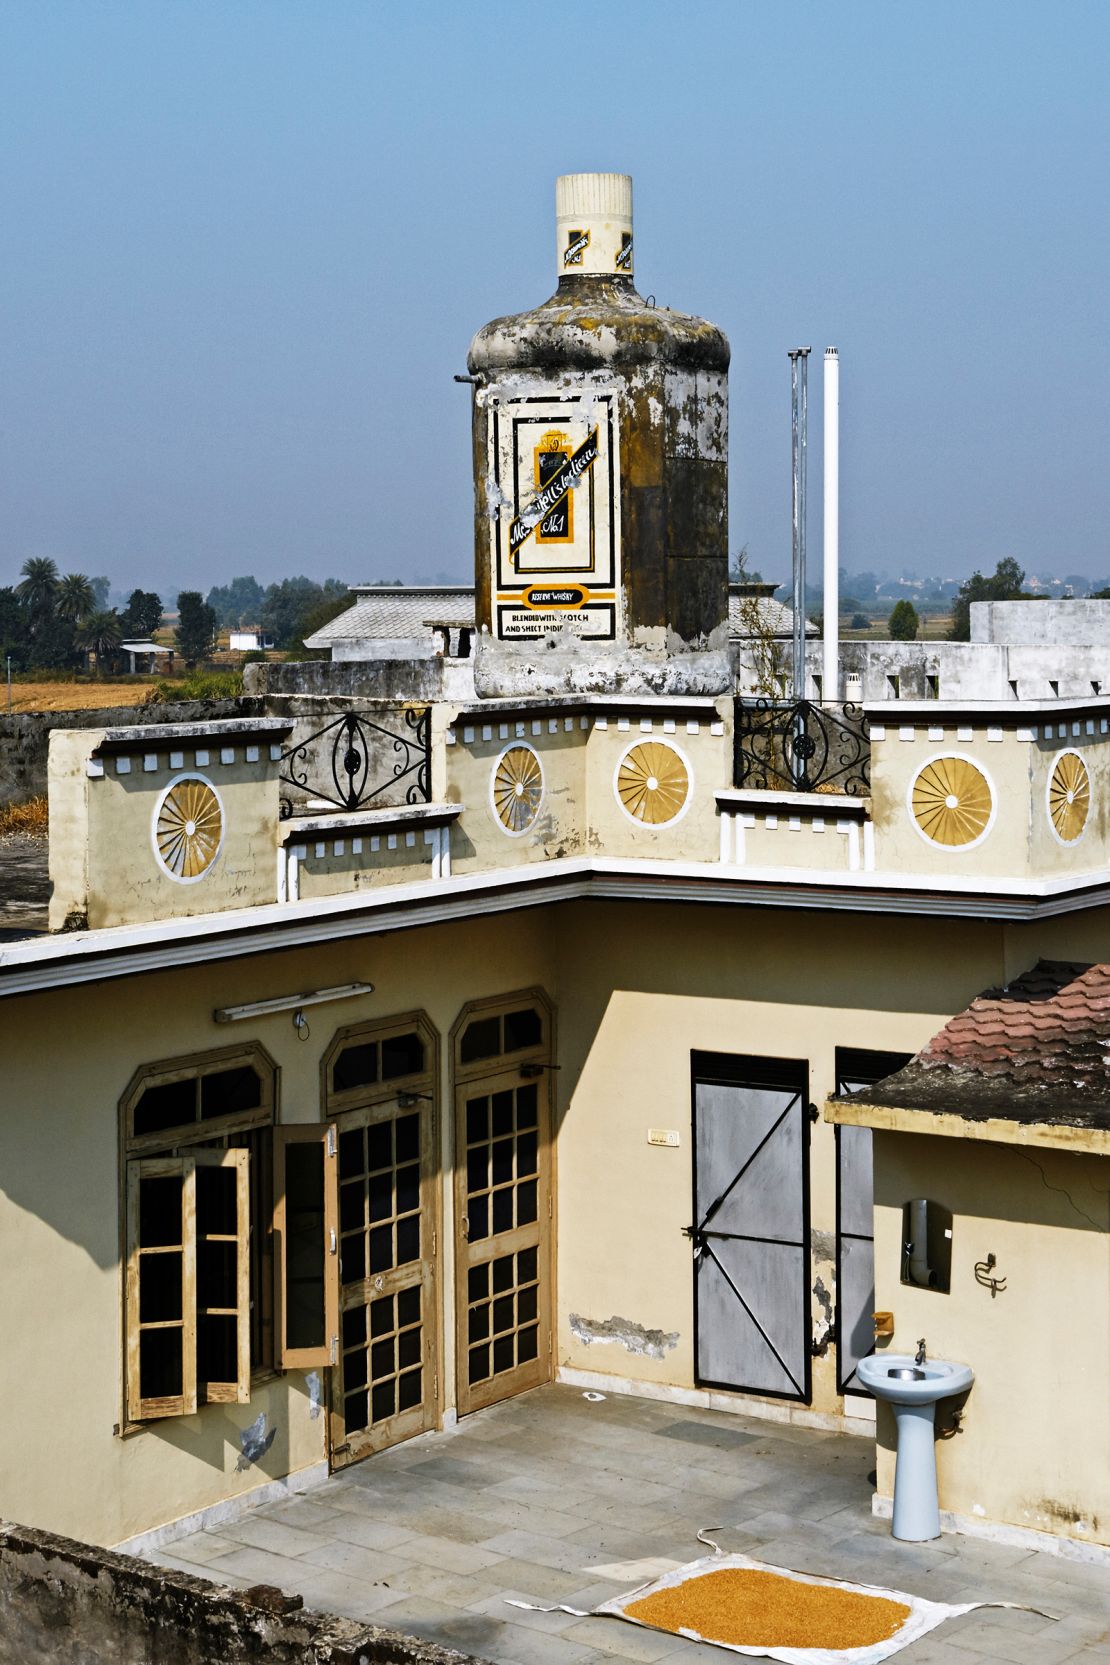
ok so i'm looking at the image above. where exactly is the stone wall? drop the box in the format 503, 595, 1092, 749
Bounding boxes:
246, 659, 475, 702
0, 1520, 488, 1665
0, 699, 260, 810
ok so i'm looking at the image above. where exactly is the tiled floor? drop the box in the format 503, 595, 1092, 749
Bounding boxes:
145, 1385, 1110, 1663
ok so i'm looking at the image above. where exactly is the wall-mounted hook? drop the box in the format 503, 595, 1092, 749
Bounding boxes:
974, 1252, 1007, 1298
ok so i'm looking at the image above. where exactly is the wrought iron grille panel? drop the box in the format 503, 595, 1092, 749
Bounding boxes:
734, 699, 870, 796
279, 708, 431, 816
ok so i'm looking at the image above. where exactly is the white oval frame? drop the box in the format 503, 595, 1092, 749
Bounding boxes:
1045, 747, 1090, 848
906, 751, 997, 853
151, 771, 226, 884
612, 737, 694, 829
489, 742, 545, 838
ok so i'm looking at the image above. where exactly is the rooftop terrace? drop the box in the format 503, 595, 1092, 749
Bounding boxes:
140, 1384, 1110, 1665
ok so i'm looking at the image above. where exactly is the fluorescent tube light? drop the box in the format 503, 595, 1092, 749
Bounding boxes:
214, 982, 374, 1023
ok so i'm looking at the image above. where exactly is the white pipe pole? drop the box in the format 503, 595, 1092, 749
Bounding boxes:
823, 347, 840, 702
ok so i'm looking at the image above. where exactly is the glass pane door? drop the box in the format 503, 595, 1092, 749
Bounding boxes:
455, 1070, 551, 1415
329, 1100, 438, 1466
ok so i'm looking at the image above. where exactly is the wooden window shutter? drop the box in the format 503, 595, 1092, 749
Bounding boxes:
193, 1148, 251, 1404
126, 1158, 198, 1422
273, 1125, 339, 1370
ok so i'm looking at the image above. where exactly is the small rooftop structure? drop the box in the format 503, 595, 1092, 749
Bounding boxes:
120, 639, 173, 673
304, 586, 476, 662
843, 959, 1110, 1137
728, 580, 817, 640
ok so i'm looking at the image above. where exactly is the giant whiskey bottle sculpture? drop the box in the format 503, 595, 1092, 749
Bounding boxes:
468, 173, 731, 696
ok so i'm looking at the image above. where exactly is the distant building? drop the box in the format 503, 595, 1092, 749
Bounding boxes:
304, 586, 475, 662
119, 639, 174, 674
228, 629, 274, 652
828, 597, 1110, 703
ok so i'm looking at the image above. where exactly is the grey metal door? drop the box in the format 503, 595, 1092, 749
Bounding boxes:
834, 1048, 913, 1394
692, 1057, 810, 1403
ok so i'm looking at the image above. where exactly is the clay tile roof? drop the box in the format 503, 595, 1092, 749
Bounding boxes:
847, 961, 1110, 1130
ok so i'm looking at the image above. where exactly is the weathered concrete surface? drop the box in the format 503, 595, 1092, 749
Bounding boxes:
0, 698, 257, 810
0, 1520, 492, 1665
972, 598, 1110, 647
0, 834, 49, 940
246, 661, 474, 703
810, 638, 1110, 703
468, 263, 731, 698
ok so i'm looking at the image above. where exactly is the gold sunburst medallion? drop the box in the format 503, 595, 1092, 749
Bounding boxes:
1048, 750, 1089, 843
911, 755, 993, 847
492, 746, 543, 834
617, 741, 689, 825
154, 777, 223, 879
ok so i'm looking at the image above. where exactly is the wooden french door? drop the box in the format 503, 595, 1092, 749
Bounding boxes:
453, 993, 553, 1417
323, 1014, 440, 1469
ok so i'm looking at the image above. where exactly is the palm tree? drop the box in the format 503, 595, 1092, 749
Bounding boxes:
56, 572, 95, 623
16, 556, 59, 615
76, 609, 123, 675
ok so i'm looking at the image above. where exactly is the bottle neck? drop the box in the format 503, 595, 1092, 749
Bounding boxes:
555, 273, 639, 302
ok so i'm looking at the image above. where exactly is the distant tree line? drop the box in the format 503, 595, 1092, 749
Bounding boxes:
0, 560, 391, 674
0, 558, 165, 673
205, 574, 399, 651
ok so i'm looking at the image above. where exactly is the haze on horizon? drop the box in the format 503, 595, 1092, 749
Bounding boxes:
1, 0, 1107, 599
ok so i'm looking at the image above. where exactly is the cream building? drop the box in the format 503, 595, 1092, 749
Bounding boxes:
1, 173, 1107, 1569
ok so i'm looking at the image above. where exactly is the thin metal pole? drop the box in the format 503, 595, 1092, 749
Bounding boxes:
789, 348, 811, 701
822, 347, 839, 704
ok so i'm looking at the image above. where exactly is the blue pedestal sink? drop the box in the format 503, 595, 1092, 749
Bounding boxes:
857, 1353, 973, 1541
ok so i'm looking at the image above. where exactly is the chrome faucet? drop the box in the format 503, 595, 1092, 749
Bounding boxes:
915, 1338, 927, 1366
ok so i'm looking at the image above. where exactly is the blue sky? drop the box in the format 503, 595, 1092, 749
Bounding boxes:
1, 1, 1107, 596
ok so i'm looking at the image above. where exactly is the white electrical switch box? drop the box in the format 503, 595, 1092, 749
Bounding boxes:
647, 1128, 680, 1147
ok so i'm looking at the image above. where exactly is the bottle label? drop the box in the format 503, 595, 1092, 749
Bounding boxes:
488, 392, 620, 642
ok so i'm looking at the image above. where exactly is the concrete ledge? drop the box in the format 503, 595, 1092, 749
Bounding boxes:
114, 1460, 330, 1556
871, 1493, 1110, 1566
557, 1365, 875, 1439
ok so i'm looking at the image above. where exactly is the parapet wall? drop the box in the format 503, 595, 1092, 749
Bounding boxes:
0, 698, 259, 811
0, 1519, 488, 1665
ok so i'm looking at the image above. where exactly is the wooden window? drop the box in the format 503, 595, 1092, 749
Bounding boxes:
273, 1125, 339, 1370
121, 1045, 275, 1423
125, 1148, 250, 1422
329, 1028, 426, 1100
459, 1005, 544, 1065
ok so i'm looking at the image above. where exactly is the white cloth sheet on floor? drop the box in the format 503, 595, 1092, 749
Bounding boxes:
507, 1533, 1057, 1664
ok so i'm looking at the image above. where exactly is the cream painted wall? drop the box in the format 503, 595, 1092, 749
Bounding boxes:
583, 713, 729, 861
295, 833, 437, 898
5, 891, 1110, 1546
446, 717, 590, 872
872, 1130, 1110, 1548
548, 901, 1010, 1418
735, 812, 863, 872
869, 722, 1110, 881
444, 704, 732, 873
0, 907, 553, 1546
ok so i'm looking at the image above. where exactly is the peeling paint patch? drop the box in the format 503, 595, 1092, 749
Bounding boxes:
811, 1276, 834, 1355
810, 1229, 836, 1263
236, 1411, 276, 1470
306, 1371, 323, 1420
570, 1312, 678, 1360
